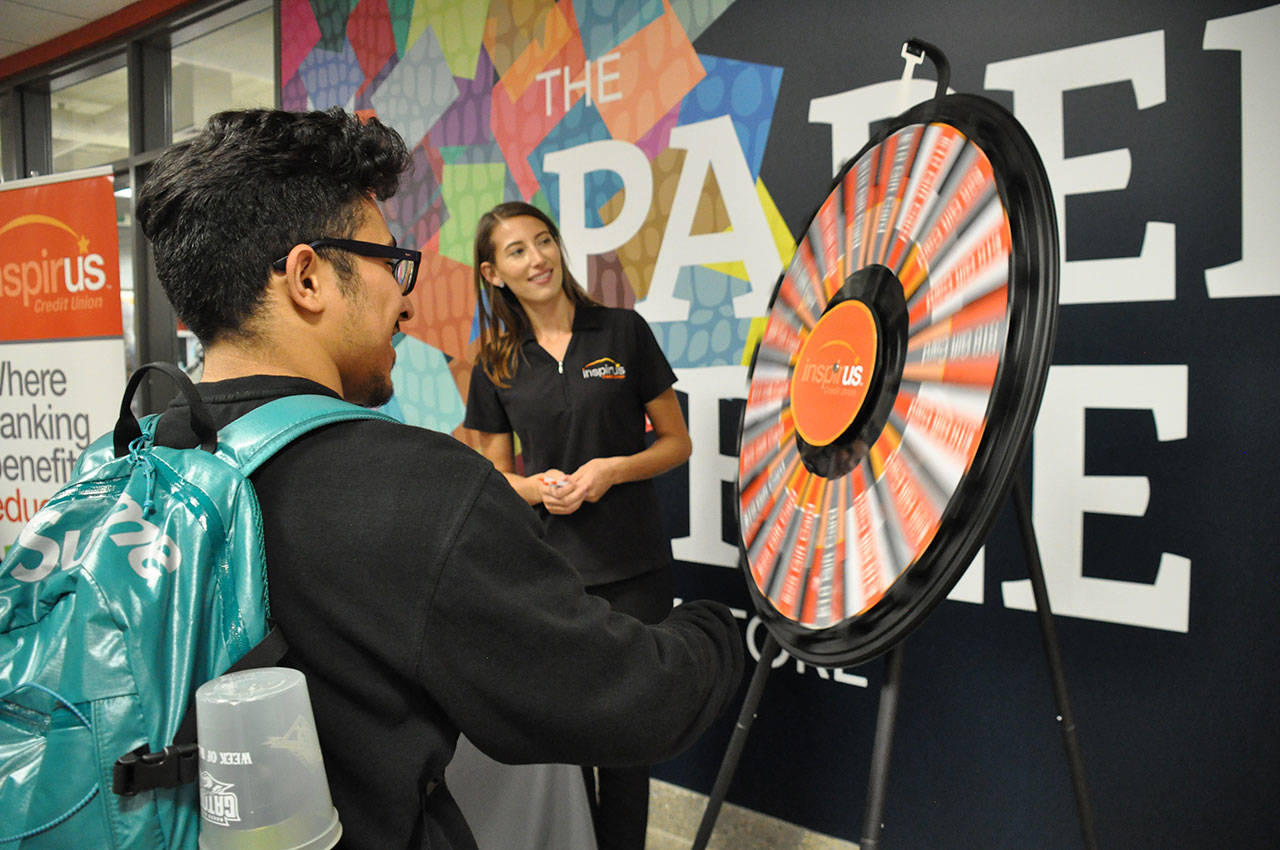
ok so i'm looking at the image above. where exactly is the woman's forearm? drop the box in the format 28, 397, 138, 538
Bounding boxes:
603, 431, 692, 487
501, 470, 544, 505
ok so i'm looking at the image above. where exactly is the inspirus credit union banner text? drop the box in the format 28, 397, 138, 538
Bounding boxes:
0, 169, 126, 551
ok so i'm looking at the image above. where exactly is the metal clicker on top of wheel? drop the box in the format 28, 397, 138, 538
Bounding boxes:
693, 40, 1099, 850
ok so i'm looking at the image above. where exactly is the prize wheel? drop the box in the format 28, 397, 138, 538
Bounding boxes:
737, 92, 1058, 668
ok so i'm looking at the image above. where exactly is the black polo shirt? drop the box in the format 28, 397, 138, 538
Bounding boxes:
465, 305, 677, 585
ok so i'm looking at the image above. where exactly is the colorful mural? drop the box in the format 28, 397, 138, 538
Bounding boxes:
281, 0, 788, 438
274, 3, 1280, 846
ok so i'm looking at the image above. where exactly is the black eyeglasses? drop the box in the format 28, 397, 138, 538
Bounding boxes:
272, 238, 421, 296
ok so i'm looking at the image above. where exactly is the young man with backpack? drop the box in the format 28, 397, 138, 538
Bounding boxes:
126, 108, 742, 847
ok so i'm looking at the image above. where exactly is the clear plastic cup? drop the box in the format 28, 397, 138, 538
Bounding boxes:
195, 667, 342, 850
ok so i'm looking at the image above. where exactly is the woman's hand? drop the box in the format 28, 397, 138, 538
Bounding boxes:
541, 458, 618, 515
541, 388, 691, 516
568, 457, 618, 504
539, 468, 581, 515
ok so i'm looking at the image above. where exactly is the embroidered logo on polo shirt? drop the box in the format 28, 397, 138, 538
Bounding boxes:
582, 357, 626, 380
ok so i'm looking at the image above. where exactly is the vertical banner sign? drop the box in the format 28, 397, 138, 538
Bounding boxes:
0, 170, 126, 553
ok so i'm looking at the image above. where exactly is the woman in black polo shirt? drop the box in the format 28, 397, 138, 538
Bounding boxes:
464, 201, 692, 850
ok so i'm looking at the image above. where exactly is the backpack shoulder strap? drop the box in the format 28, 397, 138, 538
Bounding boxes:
214, 394, 398, 475
112, 395, 397, 797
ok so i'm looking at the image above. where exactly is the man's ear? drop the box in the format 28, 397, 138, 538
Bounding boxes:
278, 244, 327, 314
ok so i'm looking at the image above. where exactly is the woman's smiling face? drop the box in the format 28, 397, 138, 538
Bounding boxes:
480, 215, 567, 310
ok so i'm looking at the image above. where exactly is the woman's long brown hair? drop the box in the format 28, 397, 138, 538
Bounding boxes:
472, 202, 596, 386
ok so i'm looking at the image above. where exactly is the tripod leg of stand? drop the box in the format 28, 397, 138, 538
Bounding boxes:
691, 630, 782, 850
1012, 476, 1099, 850
859, 642, 905, 850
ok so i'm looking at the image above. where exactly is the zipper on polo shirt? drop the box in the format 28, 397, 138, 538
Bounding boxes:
549, 354, 568, 407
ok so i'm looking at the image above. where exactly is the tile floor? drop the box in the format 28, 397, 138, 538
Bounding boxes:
645, 779, 858, 850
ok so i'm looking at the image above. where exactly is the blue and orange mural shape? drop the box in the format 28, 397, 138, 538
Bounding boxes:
281, 0, 794, 435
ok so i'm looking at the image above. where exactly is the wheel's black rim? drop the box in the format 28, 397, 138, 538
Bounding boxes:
736, 93, 1059, 667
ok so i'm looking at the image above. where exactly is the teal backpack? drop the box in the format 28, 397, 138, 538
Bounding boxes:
0, 363, 393, 848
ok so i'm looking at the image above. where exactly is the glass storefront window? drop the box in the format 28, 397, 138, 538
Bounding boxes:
3, 0, 273, 385
171, 6, 275, 142
50, 63, 129, 173
113, 173, 139, 375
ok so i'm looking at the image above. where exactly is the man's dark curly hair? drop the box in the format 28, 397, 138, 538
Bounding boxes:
136, 107, 410, 344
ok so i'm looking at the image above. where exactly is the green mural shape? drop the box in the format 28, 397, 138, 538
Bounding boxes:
670, 0, 736, 42
390, 335, 466, 435
528, 189, 553, 222
416, 0, 490, 79
310, 0, 359, 53
389, 0, 415, 56
439, 145, 501, 165
437, 161, 508, 263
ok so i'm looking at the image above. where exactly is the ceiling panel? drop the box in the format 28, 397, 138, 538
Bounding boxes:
1, 0, 136, 61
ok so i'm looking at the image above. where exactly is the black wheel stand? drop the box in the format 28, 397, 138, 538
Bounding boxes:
858, 641, 905, 850
690, 631, 782, 850
691, 475, 1100, 850
1010, 476, 1099, 850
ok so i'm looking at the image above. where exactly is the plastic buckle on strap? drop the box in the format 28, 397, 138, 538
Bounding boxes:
113, 743, 200, 796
